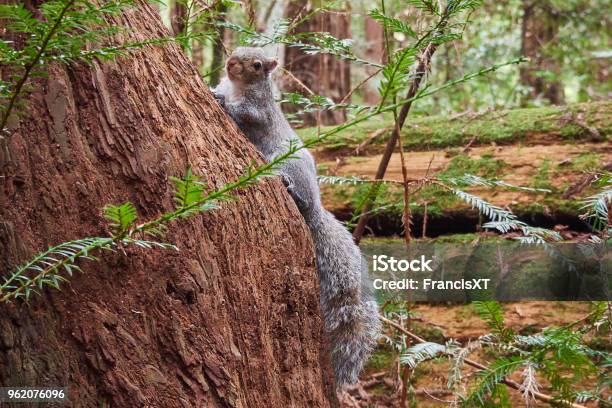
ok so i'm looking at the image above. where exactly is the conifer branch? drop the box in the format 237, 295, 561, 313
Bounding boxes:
0, 0, 76, 134
381, 315, 588, 408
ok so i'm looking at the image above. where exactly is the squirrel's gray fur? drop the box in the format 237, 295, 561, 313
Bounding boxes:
213, 47, 380, 387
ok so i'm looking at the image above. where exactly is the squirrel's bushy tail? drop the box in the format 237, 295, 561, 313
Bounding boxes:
307, 210, 381, 387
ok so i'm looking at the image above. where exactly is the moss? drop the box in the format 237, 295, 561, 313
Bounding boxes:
455, 306, 478, 321
531, 158, 553, 190
559, 123, 587, 139
366, 348, 395, 372
567, 152, 602, 172
440, 154, 507, 178
411, 322, 446, 344
299, 102, 611, 152
322, 177, 587, 224
316, 163, 332, 172
431, 233, 497, 244
315, 103, 609, 226
361, 236, 406, 245
365, 233, 499, 244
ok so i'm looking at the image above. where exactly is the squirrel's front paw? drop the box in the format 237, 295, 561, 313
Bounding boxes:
282, 176, 309, 213
281, 175, 292, 189
212, 91, 226, 108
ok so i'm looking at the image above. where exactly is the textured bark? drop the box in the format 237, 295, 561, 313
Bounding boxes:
282, 0, 351, 126
362, 16, 384, 104
520, 0, 564, 105
0, 2, 337, 407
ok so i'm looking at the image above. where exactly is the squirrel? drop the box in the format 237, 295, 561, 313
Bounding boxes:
213, 47, 380, 387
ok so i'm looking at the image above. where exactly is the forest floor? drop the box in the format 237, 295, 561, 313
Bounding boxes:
344, 301, 607, 407
296, 102, 611, 406
298, 101, 611, 238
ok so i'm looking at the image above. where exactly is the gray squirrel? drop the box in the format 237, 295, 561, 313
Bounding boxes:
212, 47, 380, 387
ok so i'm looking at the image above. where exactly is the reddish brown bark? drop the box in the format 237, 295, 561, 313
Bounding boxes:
283, 0, 351, 126
0, 2, 337, 407
362, 15, 385, 104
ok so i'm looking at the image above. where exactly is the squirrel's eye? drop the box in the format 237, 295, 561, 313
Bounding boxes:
253, 61, 262, 70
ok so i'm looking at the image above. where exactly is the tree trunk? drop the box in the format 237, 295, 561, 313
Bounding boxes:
209, 2, 228, 87
520, 0, 564, 105
0, 2, 337, 407
170, 0, 187, 36
282, 0, 351, 126
362, 15, 384, 104
192, 41, 205, 73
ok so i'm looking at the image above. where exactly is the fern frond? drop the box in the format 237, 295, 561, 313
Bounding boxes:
400, 342, 446, 368
580, 186, 611, 232
452, 189, 514, 222
447, 341, 477, 390
446, 0, 483, 16
473, 301, 512, 340
451, 188, 561, 243
445, 174, 551, 193
121, 238, 178, 251
244, 18, 290, 46
296, 32, 379, 67
317, 175, 382, 185
464, 356, 524, 406
0, 237, 113, 302
406, 0, 440, 15
171, 168, 207, 208
378, 47, 418, 104
103, 202, 137, 236
519, 362, 540, 406
369, 9, 416, 38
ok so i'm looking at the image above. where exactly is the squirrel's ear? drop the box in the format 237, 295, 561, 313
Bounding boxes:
265, 58, 278, 72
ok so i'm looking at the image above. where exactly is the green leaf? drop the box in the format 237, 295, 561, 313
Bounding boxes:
464, 356, 523, 406
103, 202, 137, 236
406, 0, 439, 15
378, 47, 418, 102
171, 168, 206, 209
369, 9, 417, 38
473, 301, 513, 340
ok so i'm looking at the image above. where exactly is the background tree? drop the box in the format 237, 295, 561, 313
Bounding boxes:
0, 2, 338, 406
282, 0, 351, 125
519, 0, 564, 105
362, 15, 385, 104
170, 0, 187, 36
208, 1, 228, 86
